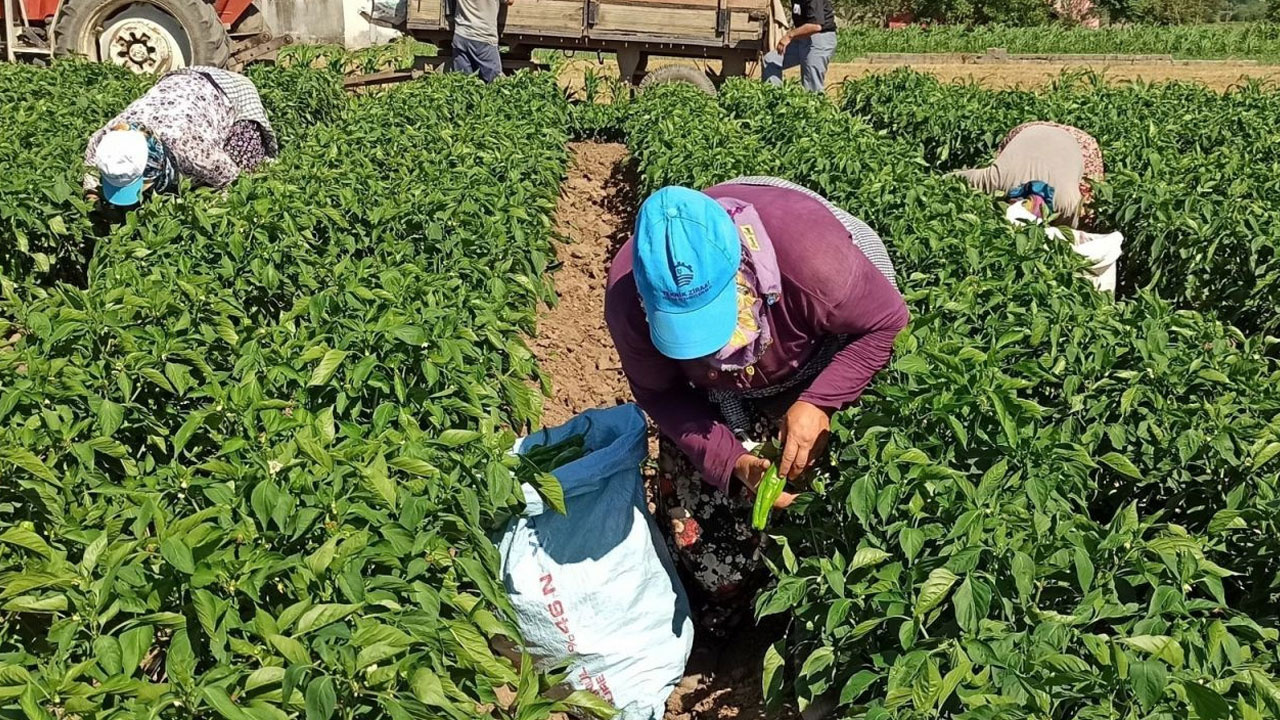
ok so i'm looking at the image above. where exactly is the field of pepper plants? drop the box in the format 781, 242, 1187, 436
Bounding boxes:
834, 23, 1280, 62
3, 56, 1280, 720
0, 61, 620, 720
616, 79, 1280, 718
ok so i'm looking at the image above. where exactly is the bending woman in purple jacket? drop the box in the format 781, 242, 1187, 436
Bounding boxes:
605, 178, 908, 635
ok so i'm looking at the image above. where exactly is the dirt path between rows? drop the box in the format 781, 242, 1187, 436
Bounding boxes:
533, 141, 788, 720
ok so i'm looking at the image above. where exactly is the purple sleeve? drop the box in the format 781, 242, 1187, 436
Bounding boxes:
796, 244, 909, 411
605, 276, 744, 492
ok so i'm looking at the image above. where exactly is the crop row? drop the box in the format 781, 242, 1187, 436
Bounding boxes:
834, 23, 1280, 62
0, 66, 580, 719
619, 81, 1280, 718
841, 69, 1280, 339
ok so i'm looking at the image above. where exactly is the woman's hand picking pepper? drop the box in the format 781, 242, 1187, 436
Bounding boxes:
734, 453, 796, 509
778, 400, 832, 480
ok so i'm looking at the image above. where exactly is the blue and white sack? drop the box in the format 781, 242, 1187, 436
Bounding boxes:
499, 405, 693, 719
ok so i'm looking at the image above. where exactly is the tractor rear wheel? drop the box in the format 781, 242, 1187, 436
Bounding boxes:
54, 0, 231, 73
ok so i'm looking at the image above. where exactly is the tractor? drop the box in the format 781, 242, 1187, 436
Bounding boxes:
1, 0, 299, 71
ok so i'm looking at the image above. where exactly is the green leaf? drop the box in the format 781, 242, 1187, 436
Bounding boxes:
98, 399, 124, 436
295, 604, 360, 635
389, 455, 436, 477
120, 625, 153, 674
1182, 681, 1230, 720
762, 642, 785, 706
305, 676, 337, 720
282, 664, 306, 705
268, 634, 311, 665
839, 669, 880, 705
1121, 635, 1184, 667
173, 409, 213, 455
1100, 452, 1144, 480
0, 448, 59, 485
1197, 369, 1230, 384
363, 455, 397, 508
849, 476, 876, 524
528, 471, 566, 514
915, 567, 958, 618
308, 349, 349, 387
355, 642, 408, 668
1011, 551, 1035, 597
204, 686, 253, 720
1074, 546, 1095, 593
988, 390, 1018, 446
435, 429, 482, 446
0, 526, 53, 558
410, 668, 451, 708
953, 576, 991, 633
20, 684, 53, 720
94, 635, 123, 675
850, 546, 892, 571
899, 527, 925, 565
553, 690, 618, 719
392, 325, 428, 345
852, 618, 883, 639
1131, 660, 1167, 710
166, 627, 196, 688
160, 537, 196, 574
800, 646, 835, 679
1252, 442, 1280, 470
245, 667, 287, 693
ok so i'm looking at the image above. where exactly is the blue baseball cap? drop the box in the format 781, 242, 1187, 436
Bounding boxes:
633, 186, 741, 360
102, 176, 144, 207
95, 129, 149, 207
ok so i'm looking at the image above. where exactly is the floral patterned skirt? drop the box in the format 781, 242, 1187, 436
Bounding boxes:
224, 120, 269, 172
656, 412, 778, 637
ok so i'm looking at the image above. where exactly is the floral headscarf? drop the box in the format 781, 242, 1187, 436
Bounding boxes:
706, 198, 782, 372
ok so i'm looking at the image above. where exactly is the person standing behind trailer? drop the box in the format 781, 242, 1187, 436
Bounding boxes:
451, 0, 514, 83
762, 0, 838, 92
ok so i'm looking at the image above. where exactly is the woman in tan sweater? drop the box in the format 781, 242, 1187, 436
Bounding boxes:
951, 122, 1104, 229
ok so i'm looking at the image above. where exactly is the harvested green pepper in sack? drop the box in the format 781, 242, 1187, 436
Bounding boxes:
520, 432, 588, 474
752, 464, 786, 531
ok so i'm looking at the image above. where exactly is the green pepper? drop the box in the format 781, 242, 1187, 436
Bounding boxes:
752, 465, 786, 531
522, 433, 587, 473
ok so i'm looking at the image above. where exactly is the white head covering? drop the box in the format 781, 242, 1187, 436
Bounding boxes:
95, 130, 149, 186
1005, 200, 1040, 227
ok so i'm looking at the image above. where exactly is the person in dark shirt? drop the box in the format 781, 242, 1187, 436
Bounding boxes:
762, 0, 838, 92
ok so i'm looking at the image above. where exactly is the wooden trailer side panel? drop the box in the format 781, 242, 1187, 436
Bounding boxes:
590, 0, 764, 46
504, 0, 585, 37
408, 0, 446, 30
407, 0, 768, 51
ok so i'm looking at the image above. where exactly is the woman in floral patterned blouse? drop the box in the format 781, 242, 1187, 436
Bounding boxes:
84, 66, 277, 206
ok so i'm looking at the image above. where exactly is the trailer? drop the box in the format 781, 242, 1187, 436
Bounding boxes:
406, 0, 775, 89
3, 0, 777, 89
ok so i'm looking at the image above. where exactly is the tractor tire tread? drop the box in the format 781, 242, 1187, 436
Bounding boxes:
54, 0, 231, 69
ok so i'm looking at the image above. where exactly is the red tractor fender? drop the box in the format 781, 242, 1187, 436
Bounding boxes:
21, 0, 61, 21
15, 0, 255, 27
213, 0, 254, 26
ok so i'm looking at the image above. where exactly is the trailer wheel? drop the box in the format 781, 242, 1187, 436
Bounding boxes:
639, 65, 717, 95
55, 0, 231, 73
